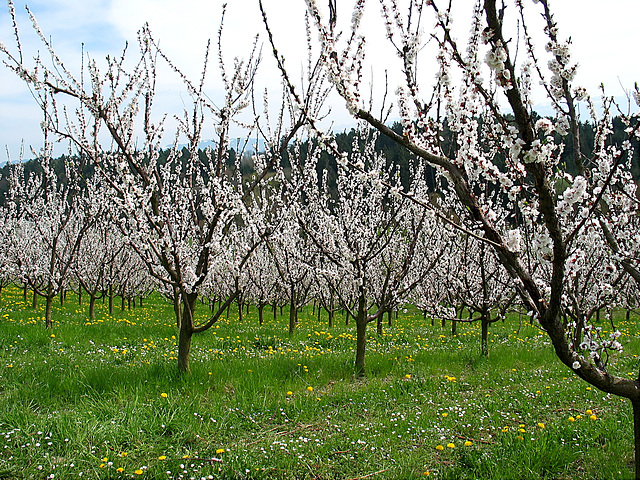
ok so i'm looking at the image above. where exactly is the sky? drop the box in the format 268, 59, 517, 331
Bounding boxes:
0, 0, 638, 161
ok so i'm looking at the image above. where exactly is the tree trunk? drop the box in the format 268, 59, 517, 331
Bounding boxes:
22, 284, 27, 303
238, 299, 243, 322
387, 309, 393, 327
481, 315, 489, 357
108, 286, 114, 315
59, 289, 64, 307
173, 292, 182, 329
45, 295, 53, 329
328, 308, 334, 328
288, 286, 297, 335
355, 295, 367, 377
377, 314, 383, 336
89, 294, 97, 320
258, 303, 265, 326
32, 289, 38, 309
273, 303, 277, 320
178, 292, 197, 373
633, 398, 640, 480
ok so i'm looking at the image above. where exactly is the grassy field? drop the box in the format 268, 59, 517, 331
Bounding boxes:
0, 285, 638, 479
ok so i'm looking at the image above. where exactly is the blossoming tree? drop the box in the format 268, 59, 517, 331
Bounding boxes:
291, 0, 640, 471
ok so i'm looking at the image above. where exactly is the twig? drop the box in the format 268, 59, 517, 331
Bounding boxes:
346, 469, 389, 480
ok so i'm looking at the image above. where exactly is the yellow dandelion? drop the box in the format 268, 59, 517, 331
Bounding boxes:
116, 468, 124, 473
216, 448, 225, 454
590, 414, 597, 420
537, 423, 545, 428
134, 470, 144, 475
99, 464, 106, 468
286, 391, 293, 395
158, 455, 167, 460
464, 441, 473, 446
447, 443, 455, 448
404, 374, 411, 379
442, 413, 448, 417
435, 445, 444, 451
307, 386, 314, 392
501, 426, 509, 432
586, 409, 593, 415
160, 392, 168, 398
568, 416, 575, 422
516, 435, 524, 441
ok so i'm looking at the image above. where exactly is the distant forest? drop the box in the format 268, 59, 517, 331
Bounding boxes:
1, 117, 638, 204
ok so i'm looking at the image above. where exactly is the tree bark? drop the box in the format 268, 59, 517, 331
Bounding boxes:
45, 295, 53, 329
89, 294, 97, 320
633, 398, 640, 480
355, 296, 367, 377
288, 287, 297, 335
108, 285, 114, 315
177, 292, 197, 373
258, 303, 265, 326
481, 314, 489, 357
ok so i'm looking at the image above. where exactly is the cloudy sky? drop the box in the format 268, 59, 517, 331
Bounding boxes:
0, 0, 638, 160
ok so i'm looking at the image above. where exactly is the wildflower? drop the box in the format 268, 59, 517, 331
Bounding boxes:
447, 443, 455, 448
442, 413, 448, 417
590, 414, 597, 421
586, 409, 593, 415
307, 386, 313, 392
134, 470, 144, 475
404, 374, 411, 379
158, 455, 167, 460
537, 423, 545, 429
216, 448, 225, 454
568, 416, 575, 422
160, 393, 168, 398
464, 441, 473, 446
50, 334, 55, 338
516, 435, 524, 441
116, 468, 124, 473
286, 391, 293, 395
435, 445, 444, 451
501, 426, 509, 432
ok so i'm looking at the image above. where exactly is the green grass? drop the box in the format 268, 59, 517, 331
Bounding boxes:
0, 285, 638, 479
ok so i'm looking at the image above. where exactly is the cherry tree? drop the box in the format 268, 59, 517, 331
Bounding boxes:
6, 155, 91, 328
0, 2, 326, 372
289, 129, 445, 375
292, 0, 640, 471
